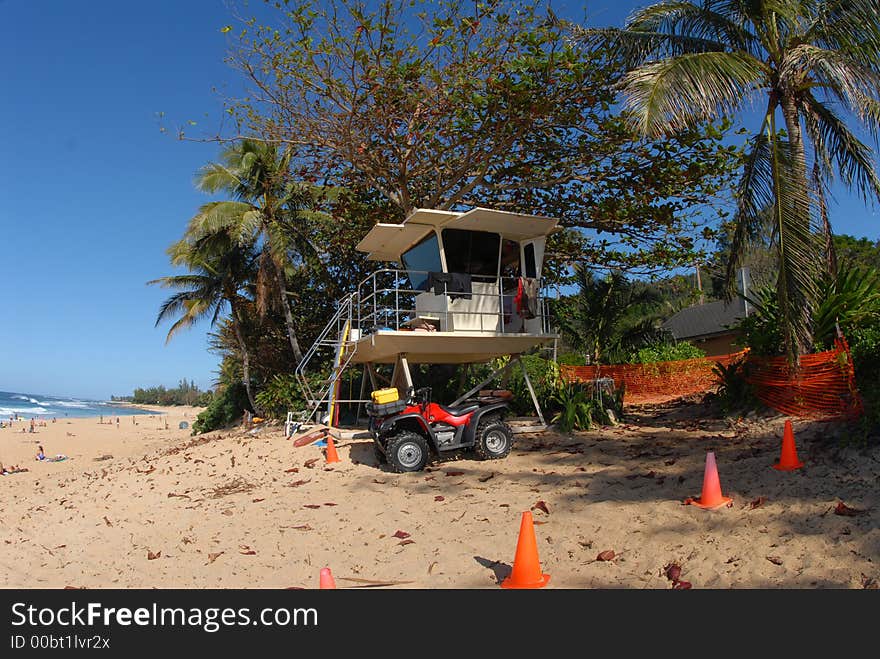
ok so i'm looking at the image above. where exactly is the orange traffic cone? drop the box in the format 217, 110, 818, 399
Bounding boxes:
500, 511, 550, 589
325, 435, 340, 464
319, 567, 336, 589
773, 420, 804, 471
688, 451, 732, 510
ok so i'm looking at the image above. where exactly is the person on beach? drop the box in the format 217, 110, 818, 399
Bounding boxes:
35, 445, 67, 462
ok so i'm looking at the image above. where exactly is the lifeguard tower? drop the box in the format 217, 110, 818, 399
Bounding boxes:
292, 207, 560, 431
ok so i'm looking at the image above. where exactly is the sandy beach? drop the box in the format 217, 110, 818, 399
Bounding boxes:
1, 400, 877, 589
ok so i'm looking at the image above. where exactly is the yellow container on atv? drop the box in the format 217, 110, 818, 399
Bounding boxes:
371, 387, 400, 404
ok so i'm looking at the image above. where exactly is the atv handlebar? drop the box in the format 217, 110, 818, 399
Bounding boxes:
407, 386, 432, 407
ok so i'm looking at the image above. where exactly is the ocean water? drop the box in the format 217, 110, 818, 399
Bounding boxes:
0, 390, 158, 420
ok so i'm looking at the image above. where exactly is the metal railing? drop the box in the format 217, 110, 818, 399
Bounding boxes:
293, 292, 359, 423
353, 268, 551, 336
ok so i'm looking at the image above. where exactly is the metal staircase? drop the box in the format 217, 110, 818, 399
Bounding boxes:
294, 292, 359, 425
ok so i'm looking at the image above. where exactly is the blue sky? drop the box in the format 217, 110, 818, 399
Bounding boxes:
1, 1, 878, 400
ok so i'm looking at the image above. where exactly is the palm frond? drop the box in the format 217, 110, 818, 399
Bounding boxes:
620, 51, 767, 136
626, 1, 760, 53
239, 209, 265, 244
195, 162, 243, 195
154, 290, 219, 326
783, 44, 880, 139
798, 92, 880, 203
147, 274, 216, 291
162, 298, 218, 343
185, 201, 254, 241
724, 130, 774, 298
804, 0, 880, 64
570, 25, 727, 64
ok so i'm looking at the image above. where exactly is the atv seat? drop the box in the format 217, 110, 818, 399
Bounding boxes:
437, 403, 480, 416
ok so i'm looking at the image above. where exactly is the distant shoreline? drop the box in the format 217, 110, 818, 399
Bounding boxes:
110, 402, 206, 414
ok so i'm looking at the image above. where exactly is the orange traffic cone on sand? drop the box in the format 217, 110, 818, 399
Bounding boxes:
773, 420, 804, 471
501, 511, 550, 589
319, 567, 336, 589
325, 435, 340, 464
688, 451, 732, 510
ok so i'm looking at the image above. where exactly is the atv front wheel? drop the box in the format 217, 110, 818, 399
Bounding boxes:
385, 431, 430, 473
474, 415, 513, 460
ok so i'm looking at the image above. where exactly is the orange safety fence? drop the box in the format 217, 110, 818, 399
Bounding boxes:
560, 351, 747, 405
743, 337, 863, 421
559, 338, 864, 420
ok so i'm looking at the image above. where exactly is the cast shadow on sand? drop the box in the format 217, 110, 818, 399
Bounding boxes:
474, 556, 512, 584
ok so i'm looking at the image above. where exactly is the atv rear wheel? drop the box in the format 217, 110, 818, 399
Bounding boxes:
385, 431, 430, 473
474, 415, 513, 460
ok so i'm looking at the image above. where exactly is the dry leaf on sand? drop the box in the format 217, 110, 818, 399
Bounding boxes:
748, 497, 767, 510
834, 501, 866, 517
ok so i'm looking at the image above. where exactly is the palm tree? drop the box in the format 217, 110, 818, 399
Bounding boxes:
149, 233, 261, 412
573, 0, 880, 361
556, 265, 666, 363
184, 139, 326, 365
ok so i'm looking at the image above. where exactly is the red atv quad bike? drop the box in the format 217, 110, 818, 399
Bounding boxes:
367, 387, 514, 473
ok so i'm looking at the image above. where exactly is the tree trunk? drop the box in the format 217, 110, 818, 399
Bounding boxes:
778, 94, 816, 356
274, 259, 305, 364
230, 305, 260, 414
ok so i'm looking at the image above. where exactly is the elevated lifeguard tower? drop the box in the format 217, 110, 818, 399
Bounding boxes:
293, 207, 560, 430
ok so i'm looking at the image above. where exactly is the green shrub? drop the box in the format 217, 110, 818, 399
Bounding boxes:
255, 374, 304, 420
734, 287, 784, 355
736, 265, 880, 356
848, 326, 880, 442
849, 326, 880, 377
556, 352, 587, 366
192, 382, 251, 434
550, 379, 621, 432
489, 354, 562, 416
711, 358, 760, 415
627, 341, 705, 364
551, 383, 594, 432
196, 391, 214, 407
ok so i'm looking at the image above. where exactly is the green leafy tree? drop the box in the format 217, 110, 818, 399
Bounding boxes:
574, 0, 880, 360
833, 234, 880, 272
221, 0, 740, 274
